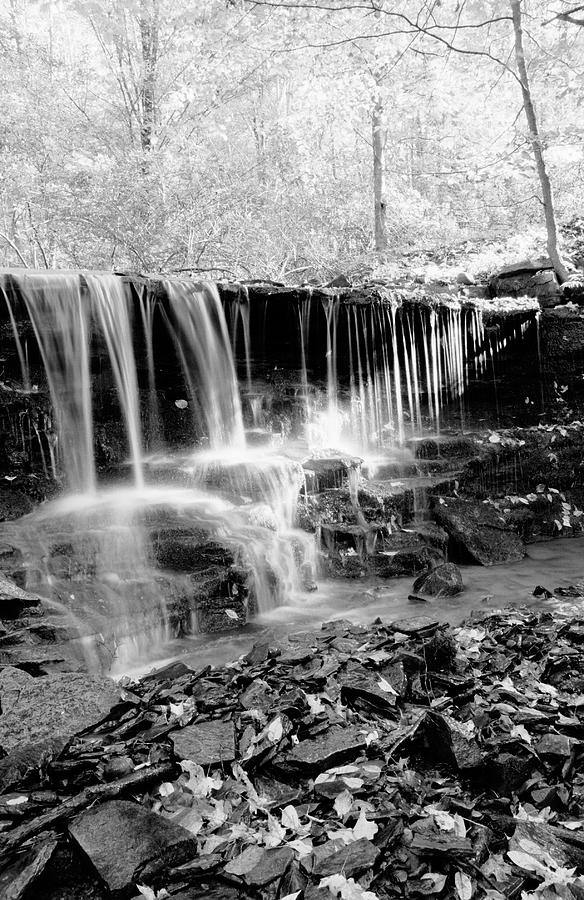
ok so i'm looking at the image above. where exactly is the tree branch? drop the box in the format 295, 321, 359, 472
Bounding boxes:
0, 232, 29, 268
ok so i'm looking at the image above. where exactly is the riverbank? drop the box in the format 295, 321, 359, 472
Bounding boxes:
3, 602, 584, 900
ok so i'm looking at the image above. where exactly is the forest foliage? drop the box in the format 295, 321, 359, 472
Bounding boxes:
0, 0, 583, 280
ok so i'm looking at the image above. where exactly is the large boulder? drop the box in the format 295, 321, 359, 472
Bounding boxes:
413, 562, 464, 597
69, 799, 197, 895
0, 672, 120, 752
432, 497, 525, 565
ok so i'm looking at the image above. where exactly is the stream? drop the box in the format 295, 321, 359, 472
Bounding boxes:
113, 535, 584, 678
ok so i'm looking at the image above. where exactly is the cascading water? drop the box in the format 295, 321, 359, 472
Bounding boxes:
0, 270, 322, 671
0, 269, 535, 674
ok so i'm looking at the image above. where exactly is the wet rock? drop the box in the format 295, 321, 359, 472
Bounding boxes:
371, 546, 443, 578
311, 838, 380, 878
195, 568, 252, 632
0, 488, 34, 522
0, 576, 43, 619
408, 433, 481, 460
69, 799, 197, 894
491, 751, 533, 794
389, 616, 440, 636
240, 678, 275, 711
432, 496, 525, 565
0, 542, 25, 586
510, 820, 584, 869
0, 672, 120, 752
171, 720, 236, 766
413, 562, 464, 597
425, 711, 483, 771
287, 725, 367, 771
339, 664, 398, 713
302, 454, 362, 493
151, 529, 235, 572
410, 833, 473, 857
224, 845, 294, 887
0, 832, 58, 900
535, 732, 574, 758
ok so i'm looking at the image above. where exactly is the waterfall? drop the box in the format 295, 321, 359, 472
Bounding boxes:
0, 269, 535, 673
164, 281, 246, 451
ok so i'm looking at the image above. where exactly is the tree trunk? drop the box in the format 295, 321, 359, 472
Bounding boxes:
139, 0, 159, 153
373, 91, 388, 255
510, 0, 568, 282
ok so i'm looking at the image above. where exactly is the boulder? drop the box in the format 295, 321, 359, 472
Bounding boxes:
371, 546, 443, 577
432, 497, 525, 565
0, 672, 120, 752
413, 562, 464, 597
69, 799, 197, 895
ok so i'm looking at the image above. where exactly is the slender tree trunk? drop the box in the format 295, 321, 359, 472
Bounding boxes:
373, 90, 388, 255
139, 0, 159, 153
510, 0, 568, 282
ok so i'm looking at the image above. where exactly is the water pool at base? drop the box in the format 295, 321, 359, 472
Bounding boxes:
113, 536, 584, 679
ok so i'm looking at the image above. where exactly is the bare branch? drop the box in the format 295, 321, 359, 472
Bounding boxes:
0, 232, 29, 268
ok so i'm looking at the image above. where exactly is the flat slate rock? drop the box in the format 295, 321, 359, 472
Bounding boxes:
69, 799, 197, 894
171, 719, 236, 765
389, 616, 440, 635
224, 845, 294, 886
0, 672, 120, 752
0, 832, 58, 900
312, 838, 380, 878
287, 725, 367, 770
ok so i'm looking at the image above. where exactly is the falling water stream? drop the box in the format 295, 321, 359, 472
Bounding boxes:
0, 270, 539, 675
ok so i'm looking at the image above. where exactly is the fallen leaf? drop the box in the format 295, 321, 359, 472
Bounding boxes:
334, 789, 354, 819
454, 870, 473, 900
352, 809, 378, 841
319, 873, 379, 899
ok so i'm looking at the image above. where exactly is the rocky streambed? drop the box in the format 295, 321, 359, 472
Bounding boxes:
3, 604, 584, 899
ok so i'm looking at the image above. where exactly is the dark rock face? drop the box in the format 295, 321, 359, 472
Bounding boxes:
302, 455, 363, 493
413, 562, 464, 596
0, 672, 119, 752
0, 832, 58, 900
0, 576, 43, 619
432, 497, 525, 565
489, 257, 560, 302
0, 488, 34, 521
171, 720, 236, 765
312, 838, 380, 878
287, 725, 368, 771
69, 799, 197, 895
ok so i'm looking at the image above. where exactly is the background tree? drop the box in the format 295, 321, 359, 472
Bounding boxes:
0, 0, 582, 278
